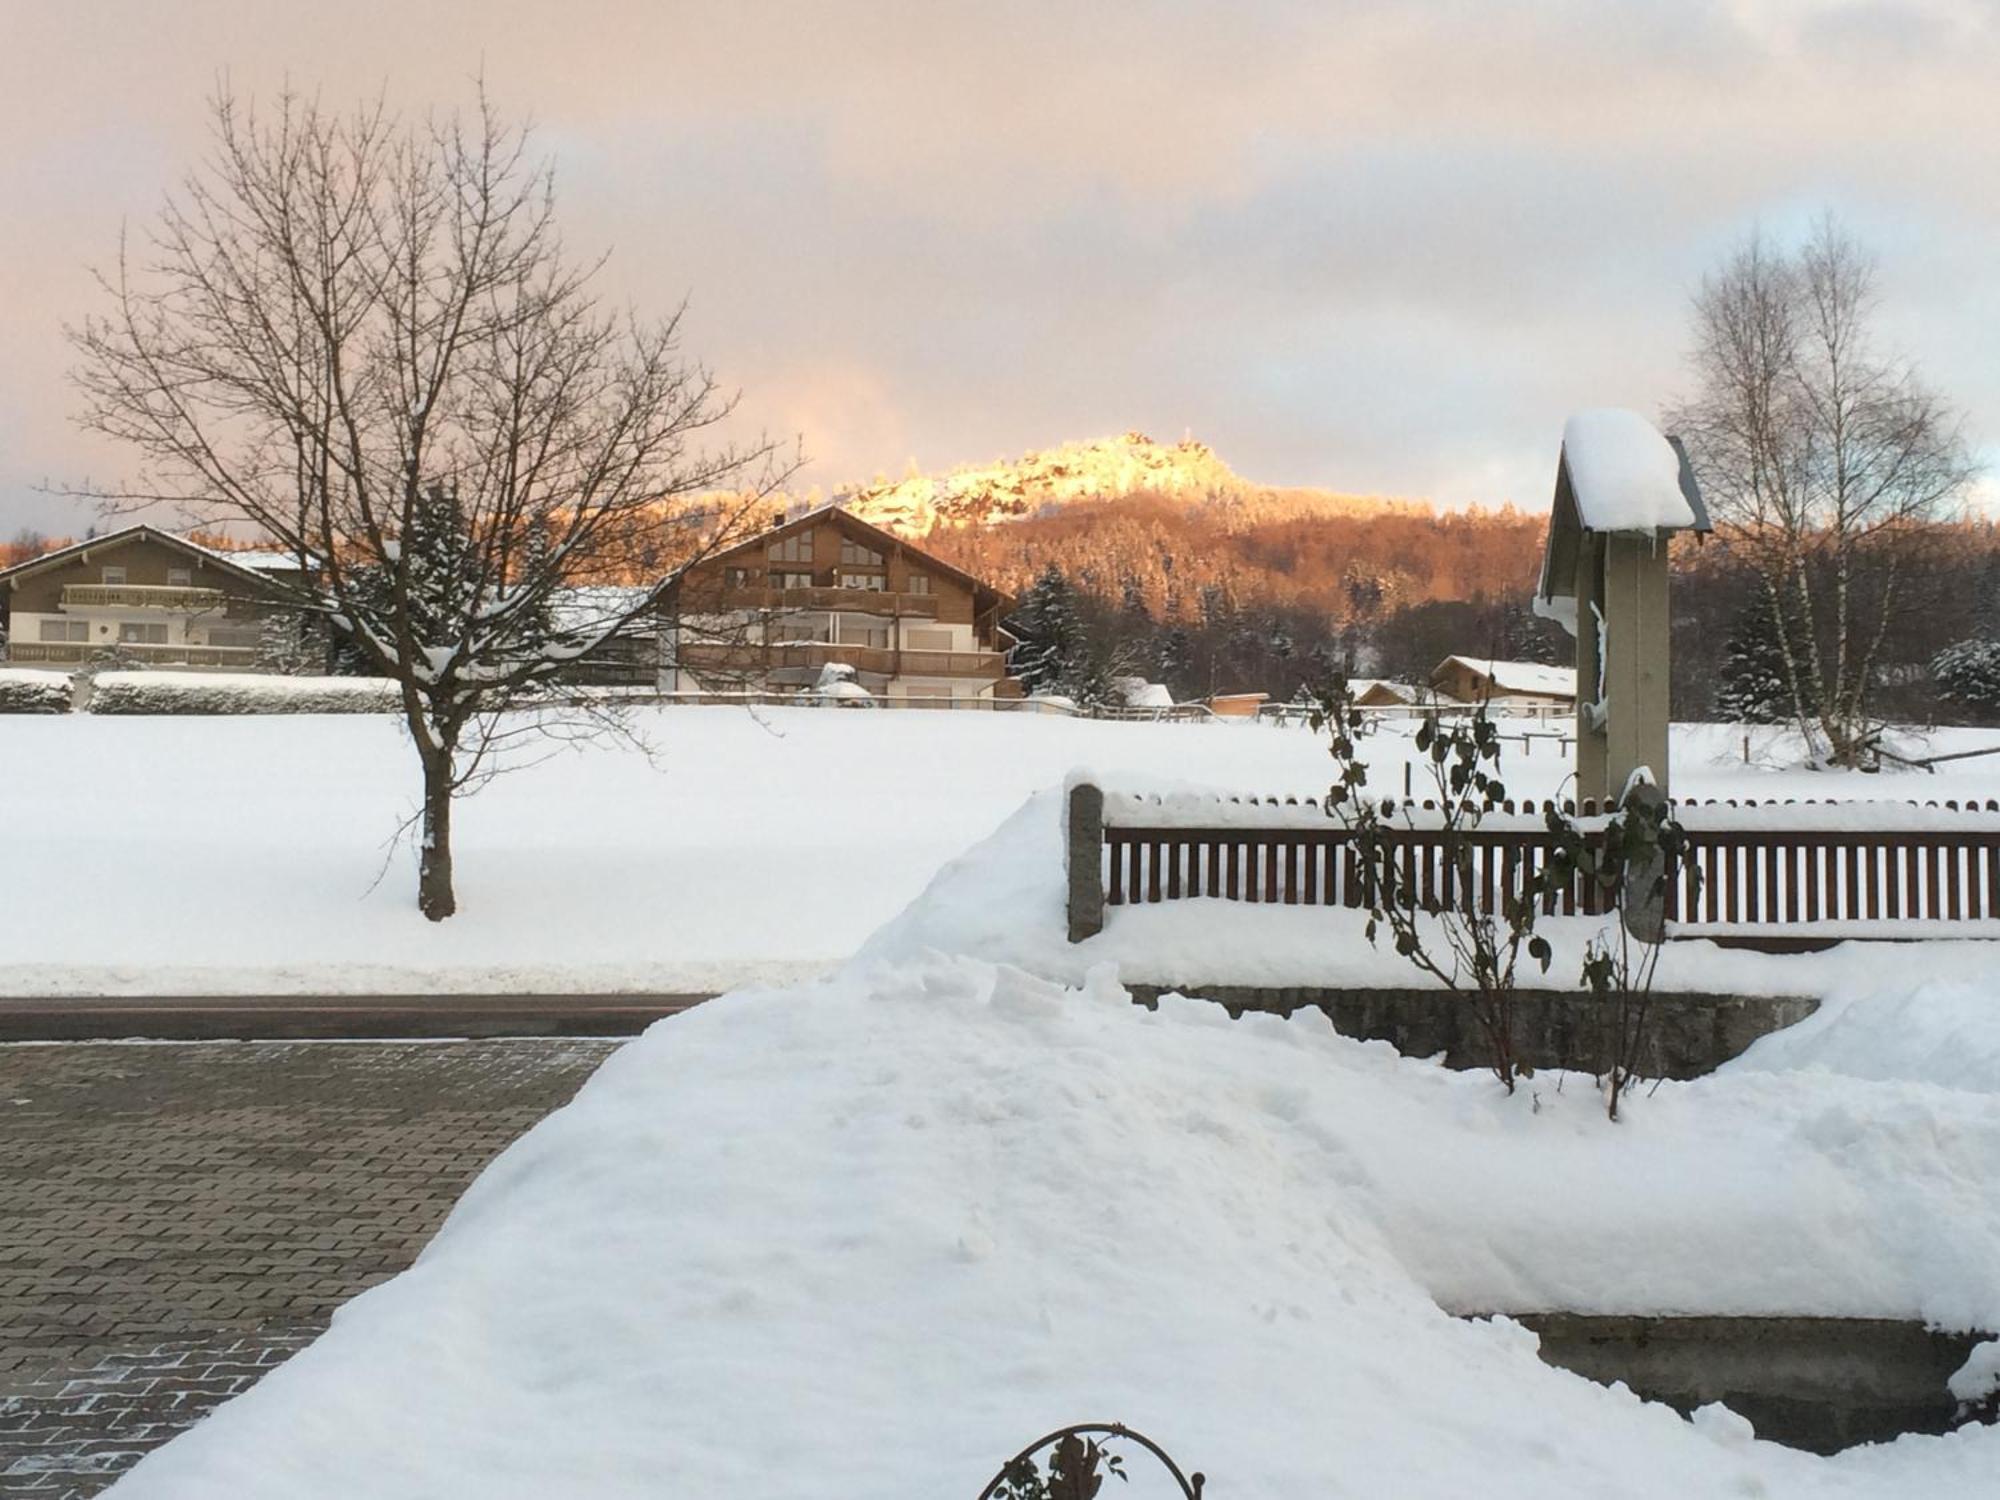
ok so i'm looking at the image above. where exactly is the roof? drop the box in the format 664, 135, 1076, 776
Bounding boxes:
1347, 678, 1415, 703
0, 524, 291, 594
1432, 656, 1577, 699
681, 504, 1014, 615
1556, 409, 1710, 534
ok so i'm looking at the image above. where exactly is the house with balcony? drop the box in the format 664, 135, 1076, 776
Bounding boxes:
0, 526, 304, 670
660, 506, 1021, 702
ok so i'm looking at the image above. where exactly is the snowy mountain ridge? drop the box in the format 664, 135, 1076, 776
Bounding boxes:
809, 430, 1432, 537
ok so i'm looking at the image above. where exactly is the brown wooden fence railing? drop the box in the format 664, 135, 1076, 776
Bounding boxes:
1062, 782, 2000, 943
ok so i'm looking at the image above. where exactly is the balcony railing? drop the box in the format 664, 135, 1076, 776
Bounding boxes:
676, 641, 1006, 680
8, 641, 260, 667
61, 583, 230, 610
713, 584, 941, 618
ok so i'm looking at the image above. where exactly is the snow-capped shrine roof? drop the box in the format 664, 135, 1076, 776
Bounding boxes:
1556, 409, 1710, 534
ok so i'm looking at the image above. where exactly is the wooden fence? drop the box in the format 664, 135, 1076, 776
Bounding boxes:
1063, 782, 2000, 943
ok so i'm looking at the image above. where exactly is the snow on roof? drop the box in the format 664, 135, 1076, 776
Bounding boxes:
1347, 678, 1414, 702
1559, 409, 1700, 532
1438, 657, 1577, 698
1113, 677, 1176, 708
549, 585, 657, 635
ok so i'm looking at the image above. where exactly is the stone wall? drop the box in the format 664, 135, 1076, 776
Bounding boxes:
1510, 1313, 1991, 1453
1122, 983, 1816, 1079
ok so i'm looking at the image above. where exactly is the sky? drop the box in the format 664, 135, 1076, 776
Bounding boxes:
2, 0, 1997, 537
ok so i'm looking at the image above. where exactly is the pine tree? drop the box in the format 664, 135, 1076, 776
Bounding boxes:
1156, 626, 1194, 696
1009, 563, 1086, 697
1717, 596, 1812, 724
1931, 639, 2000, 718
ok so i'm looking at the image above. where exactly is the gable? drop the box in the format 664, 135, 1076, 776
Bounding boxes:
0, 526, 283, 596
697, 505, 1011, 612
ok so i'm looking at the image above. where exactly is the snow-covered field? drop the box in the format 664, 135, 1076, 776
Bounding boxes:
5, 708, 2000, 996
102, 956, 2000, 1498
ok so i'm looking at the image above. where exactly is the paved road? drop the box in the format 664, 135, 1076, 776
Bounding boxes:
0, 1037, 622, 1497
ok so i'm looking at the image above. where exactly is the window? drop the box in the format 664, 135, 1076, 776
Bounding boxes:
101, 565, 127, 585
838, 622, 890, 649
167, 567, 193, 586
119, 622, 169, 645
775, 571, 814, 591
906, 573, 931, 595
838, 572, 884, 591
839, 539, 884, 566
38, 619, 89, 643
767, 533, 812, 563
723, 567, 758, 589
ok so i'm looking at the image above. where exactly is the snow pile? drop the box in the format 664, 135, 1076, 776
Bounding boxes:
1727, 979, 2000, 1094
1113, 676, 1176, 709
104, 958, 2000, 1499
0, 667, 72, 714
1561, 408, 1698, 531
87, 671, 400, 716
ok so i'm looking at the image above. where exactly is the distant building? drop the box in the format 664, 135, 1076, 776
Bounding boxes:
1347, 678, 1417, 708
0, 525, 305, 670
1428, 655, 1577, 710
1208, 692, 1269, 719
659, 506, 1020, 702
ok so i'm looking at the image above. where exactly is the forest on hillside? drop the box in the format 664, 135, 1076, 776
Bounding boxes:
956, 494, 2000, 726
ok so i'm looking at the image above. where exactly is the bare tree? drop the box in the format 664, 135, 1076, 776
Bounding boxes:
1669, 217, 1977, 765
68, 86, 786, 918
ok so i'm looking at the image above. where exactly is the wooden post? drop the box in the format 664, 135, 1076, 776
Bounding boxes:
1066, 781, 1106, 942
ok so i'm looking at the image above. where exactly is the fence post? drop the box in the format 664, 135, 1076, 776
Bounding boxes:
1621, 779, 1668, 945
1067, 781, 1106, 942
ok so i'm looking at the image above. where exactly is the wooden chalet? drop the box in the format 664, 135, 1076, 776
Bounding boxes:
660, 506, 1022, 702
0, 525, 305, 670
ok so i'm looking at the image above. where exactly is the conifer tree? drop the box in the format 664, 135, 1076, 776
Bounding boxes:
1717, 597, 1813, 724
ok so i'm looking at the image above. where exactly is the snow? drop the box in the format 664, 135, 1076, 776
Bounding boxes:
27, 703, 2000, 1496
1437, 655, 1578, 699
99, 956, 2000, 1499
1561, 407, 1699, 532
1116, 678, 1176, 708
0, 708, 1341, 996
11, 712, 2000, 997
1726, 980, 2000, 1094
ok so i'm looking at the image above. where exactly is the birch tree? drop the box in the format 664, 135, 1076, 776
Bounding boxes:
1669, 218, 1976, 764
68, 87, 784, 918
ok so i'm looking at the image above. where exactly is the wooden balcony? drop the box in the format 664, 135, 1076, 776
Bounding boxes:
715, 584, 941, 618
62, 583, 230, 610
676, 641, 1006, 680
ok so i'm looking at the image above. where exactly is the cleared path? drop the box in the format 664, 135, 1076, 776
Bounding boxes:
0, 1037, 622, 1497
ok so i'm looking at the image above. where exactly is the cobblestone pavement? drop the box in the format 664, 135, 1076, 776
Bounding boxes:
0, 1038, 622, 1497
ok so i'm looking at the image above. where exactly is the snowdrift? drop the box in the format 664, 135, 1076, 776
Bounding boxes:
105, 958, 2000, 1499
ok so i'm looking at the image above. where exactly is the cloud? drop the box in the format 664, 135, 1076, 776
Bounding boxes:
1, 0, 1995, 535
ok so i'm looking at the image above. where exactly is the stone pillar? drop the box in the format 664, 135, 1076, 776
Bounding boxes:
1066, 781, 1105, 942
